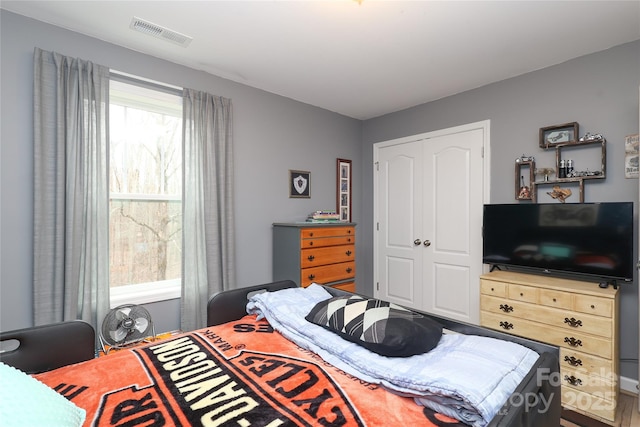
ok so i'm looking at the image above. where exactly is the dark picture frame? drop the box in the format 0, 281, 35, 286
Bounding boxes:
289, 170, 310, 198
336, 158, 352, 221
539, 122, 579, 148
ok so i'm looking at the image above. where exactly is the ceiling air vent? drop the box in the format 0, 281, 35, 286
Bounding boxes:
130, 17, 192, 47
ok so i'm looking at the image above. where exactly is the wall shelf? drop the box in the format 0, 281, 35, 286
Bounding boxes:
529, 138, 606, 203
514, 159, 535, 200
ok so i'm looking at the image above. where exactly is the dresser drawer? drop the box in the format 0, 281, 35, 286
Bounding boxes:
331, 281, 356, 292
574, 295, 613, 318
300, 226, 355, 239
561, 367, 616, 401
301, 245, 355, 268
481, 295, 612, 338
480, 311, 612, 359
301, 235, 355, 248
508, 284, 538, 303
560, 348, 615, 380
561, 387, 616, 422
480, 279, 507, 297
538, 288, 572, 309
559, 312, 612, 339
300, 261, 355, 287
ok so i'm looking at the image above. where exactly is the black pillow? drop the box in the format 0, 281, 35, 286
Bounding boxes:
305, 295, 442, 357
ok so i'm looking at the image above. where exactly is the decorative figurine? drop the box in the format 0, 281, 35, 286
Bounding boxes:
515, 154, 535, 163
536, 167, 554, 182
517, 176, 530, 199
518, 185, 531, 200
579, 132, 604, 142
547, 185, 572, 203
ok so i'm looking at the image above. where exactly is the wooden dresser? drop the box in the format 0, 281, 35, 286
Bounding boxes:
273, 223, 356, 292
480, 271, 619, 424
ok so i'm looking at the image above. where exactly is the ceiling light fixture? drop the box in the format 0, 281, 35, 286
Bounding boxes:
129, 17, 193, 48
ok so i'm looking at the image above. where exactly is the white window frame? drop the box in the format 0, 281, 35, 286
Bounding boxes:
108, 72, 183, 307
110, 279, 181, 308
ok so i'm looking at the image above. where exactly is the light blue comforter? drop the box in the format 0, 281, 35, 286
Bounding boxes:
246, 284, 539, 427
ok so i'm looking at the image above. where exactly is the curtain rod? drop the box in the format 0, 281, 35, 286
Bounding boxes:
109, 70, 183, 97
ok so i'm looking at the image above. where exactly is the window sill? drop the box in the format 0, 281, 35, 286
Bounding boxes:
110, 279, 181, 308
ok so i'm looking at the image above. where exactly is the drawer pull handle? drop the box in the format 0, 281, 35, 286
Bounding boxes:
308, 274, 315, 280
347, 238, 352, 242
346, 250, 352, 256
309, 232, 314, 237
499, 321, 513, 330
564, 317, 582, 328
346, 267, 353, 273
563, 356, 583, 367
499, 304, 513, 313
564, 375, 582, 387
564, 337, 582, 347
307, 255, 315, 261
309, 242, 314, 246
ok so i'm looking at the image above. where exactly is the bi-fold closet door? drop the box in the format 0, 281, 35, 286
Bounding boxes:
373, 121, 489, 324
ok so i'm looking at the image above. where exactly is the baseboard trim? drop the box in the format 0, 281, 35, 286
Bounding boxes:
620, 375, 639, 395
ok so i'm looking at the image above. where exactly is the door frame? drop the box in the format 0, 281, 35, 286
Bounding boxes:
372, 120, 492, 315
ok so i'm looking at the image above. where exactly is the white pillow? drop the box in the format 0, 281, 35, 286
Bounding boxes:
0, 362, 85, 427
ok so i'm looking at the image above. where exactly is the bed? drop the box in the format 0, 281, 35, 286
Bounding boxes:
0, 280, 560, 427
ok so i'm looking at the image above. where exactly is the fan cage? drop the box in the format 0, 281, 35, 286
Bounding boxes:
99, 304, 155, 354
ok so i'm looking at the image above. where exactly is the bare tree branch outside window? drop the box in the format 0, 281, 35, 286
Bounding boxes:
109, 86, 182, 288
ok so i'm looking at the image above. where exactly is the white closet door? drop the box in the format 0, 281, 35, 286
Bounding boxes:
375, 140, 424, 310
422, 129, 484, 322
374, 121, 489, 323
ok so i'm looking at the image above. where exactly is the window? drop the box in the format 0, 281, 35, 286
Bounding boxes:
109, 79, 183, 307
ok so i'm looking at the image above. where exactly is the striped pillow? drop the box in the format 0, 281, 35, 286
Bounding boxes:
305, 295, 442, 357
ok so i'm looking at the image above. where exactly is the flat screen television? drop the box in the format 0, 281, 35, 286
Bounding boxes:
482, 202, 634, 286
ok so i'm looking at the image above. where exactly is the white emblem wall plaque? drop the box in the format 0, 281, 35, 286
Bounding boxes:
289, 170, 310, 198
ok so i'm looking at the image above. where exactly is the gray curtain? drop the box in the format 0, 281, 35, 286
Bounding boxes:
181, 89, 236, 331
33, 48, 110, 331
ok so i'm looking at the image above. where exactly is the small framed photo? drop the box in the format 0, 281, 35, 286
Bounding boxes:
336, 158, 352, 221
289, 170, 310, 198
539, 122, 579, 148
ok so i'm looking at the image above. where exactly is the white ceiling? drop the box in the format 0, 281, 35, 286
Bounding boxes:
3, 1, 639, 120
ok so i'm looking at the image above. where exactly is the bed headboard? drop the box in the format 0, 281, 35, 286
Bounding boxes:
0, 320, 95, 374
207, 279, 297, 326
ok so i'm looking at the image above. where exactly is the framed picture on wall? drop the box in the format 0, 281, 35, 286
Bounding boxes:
539, 122, 579, 148
336, 158, 352, 221
289, 170, 310, 198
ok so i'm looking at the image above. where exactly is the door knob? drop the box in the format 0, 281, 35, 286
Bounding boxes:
423, 240, 431, 247
414, 239, 422, 246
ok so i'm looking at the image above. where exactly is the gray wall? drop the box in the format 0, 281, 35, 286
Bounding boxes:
0, 11, 363, 334
361, 40, 640, 380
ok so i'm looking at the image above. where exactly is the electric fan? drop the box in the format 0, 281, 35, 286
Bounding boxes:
100, 304, 154, 354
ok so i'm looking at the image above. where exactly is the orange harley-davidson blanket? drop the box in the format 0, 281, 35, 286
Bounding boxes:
36, 315, 464, 426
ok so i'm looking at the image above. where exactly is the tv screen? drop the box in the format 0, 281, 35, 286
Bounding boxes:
482, 202, 634, 284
